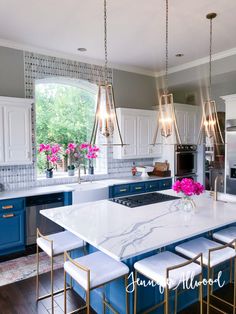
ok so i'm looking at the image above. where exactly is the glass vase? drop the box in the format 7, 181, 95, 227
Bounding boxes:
180, 195, 195, 212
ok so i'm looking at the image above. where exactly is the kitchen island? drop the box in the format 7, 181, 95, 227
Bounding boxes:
41, 191, 236, 313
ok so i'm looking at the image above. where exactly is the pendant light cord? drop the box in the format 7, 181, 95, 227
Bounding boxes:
104, 0, 108, 84
209, 17, 213, 99
165, 0, 169, 94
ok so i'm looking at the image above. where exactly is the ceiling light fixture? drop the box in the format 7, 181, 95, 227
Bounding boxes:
90, 0, 125, 146
197, 13, 224, 145
152, 0, 182, 145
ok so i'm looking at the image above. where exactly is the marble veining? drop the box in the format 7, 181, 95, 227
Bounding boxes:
40, 190, 236, 261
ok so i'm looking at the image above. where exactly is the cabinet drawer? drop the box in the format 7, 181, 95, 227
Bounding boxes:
145, 181, 159, 191
0, 198, 25, 212
159, 179, 172, 190
113, 184, 130, 196
130, 183, 145, 194
0, 210, 25, 251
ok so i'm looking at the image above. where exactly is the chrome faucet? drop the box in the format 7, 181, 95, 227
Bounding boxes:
213, 175, 219, 201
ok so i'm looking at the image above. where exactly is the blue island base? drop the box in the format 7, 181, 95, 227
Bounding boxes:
69, 224, 234, 314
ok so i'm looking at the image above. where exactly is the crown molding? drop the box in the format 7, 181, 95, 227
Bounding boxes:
155, 47, 236, 77
0, 38, 156, 77
1, 38, 236, 79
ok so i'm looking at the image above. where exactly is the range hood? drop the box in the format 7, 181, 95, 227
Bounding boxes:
226, 119, 236, 132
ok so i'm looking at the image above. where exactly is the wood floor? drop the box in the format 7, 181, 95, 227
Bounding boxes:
0, 268, 96, 314
0, 266, 234, 314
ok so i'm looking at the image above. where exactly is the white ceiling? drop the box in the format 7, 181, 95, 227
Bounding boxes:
0, 0, 236, 76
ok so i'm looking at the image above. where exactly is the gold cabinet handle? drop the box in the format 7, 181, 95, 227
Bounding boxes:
119, 189, 127, 192
135, 187, 142, 190
3, 213, 14, 218
2, 205, 13, 210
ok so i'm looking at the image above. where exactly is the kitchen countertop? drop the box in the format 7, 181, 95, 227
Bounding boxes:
0, 176, 171, 200
0, 185, 75, 200
40, 190, 236, 261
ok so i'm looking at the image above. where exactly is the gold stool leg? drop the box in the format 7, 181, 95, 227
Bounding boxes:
174, 289, 177, 314
207, 266, 211, 314
51, 255, 54, 314
230, 259, 233, 284
125, 275, 129, 314
86, 290, 90, 314
36, 244, 39, 300
64, 270, 67, 314
134, 270, 138, 314
199, 273, 203, 314
102, 290, 106, 314
165, 287, 169, 314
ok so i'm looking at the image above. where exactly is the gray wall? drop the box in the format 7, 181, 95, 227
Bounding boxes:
0, 46, 25, 97
113, 69, 157, 109
0, 46, 157, 109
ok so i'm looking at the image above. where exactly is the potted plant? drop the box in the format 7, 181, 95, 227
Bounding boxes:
38, 143, 61, 178
80, 143, 100, 175
65, 143, 78, 176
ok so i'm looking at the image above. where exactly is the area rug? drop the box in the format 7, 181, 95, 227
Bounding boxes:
0, 252, 63, 287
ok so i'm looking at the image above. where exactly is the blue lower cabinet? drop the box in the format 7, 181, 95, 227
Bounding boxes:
109, 178, 172, 198
130, 183, 145, 194
0, 198, 25, 255
0, 210, 25, 255
159, 178, 172, 190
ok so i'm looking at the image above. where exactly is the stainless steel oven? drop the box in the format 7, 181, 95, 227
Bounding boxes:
175, 145, 197, 178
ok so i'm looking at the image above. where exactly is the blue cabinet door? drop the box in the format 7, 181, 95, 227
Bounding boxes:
0, 210, 25, 254
159, 179, 172, 190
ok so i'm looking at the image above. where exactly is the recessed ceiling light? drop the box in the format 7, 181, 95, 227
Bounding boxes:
77, 48, 87, 52
175, 53, 184, 57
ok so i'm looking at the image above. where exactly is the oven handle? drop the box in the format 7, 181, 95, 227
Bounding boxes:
175, 152, 197, 154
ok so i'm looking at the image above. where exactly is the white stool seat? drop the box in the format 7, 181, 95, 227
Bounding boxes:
175, 237, 235, 267
134, 251, 201, 290
37, 230, 84, 257
64, 251, 129, 290
213, 226, 236, 244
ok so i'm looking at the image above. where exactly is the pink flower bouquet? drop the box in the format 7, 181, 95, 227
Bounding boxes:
173, 178, 204, 197
39, 143, 61, 171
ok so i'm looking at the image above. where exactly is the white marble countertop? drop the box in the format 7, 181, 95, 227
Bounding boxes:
40, 190, 236, 261
0, 185, 75, 200
0, 176, 171, 200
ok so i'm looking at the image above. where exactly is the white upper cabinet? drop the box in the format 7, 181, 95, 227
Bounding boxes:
174, 103, 200, 144
113, 108, 162, 159
0, 97, 33, 165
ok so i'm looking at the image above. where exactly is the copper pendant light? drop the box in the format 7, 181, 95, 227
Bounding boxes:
152, 0, 182, 145
197, 13, 224, 145
90, 0, 124, 146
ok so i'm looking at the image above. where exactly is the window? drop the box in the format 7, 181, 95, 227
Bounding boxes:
35, 78, 107, 176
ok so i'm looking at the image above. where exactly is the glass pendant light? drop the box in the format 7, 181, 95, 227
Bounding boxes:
197, 13, 224, 145
152, 0, 182, 145
90, 0, 124, 146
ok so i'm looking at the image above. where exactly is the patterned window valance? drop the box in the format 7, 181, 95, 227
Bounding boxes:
24, 51, 113, 98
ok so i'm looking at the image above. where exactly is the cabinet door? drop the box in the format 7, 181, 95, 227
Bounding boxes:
121, 114, 137, 158
4, 105, 32, 164
0, 210, 25, 251
149, 115, 162, 157
185, 110, 198, 144
175, 110, 186, 143
137, 115, 150, 157
0, 106, 4, 163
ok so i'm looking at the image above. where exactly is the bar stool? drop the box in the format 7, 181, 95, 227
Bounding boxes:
134, 251, 203, 314
36, 229, 85, 313
64, 250, 130, 314
175, 236, 236, 314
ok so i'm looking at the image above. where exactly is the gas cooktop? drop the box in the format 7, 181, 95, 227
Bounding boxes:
110, 192, 179, 208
